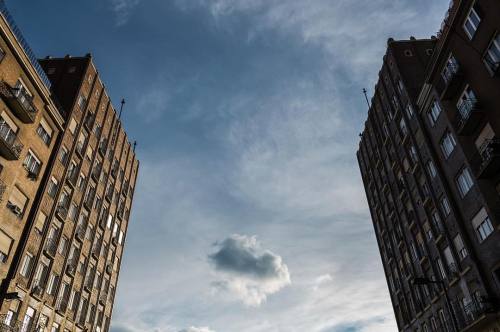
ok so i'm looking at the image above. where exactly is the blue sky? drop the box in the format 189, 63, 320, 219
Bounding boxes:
9, 1, 450, 331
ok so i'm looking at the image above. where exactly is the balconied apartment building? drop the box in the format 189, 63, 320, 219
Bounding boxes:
0, 3, 140, 332
358, 0, 500, 331
0, 0, 65, 302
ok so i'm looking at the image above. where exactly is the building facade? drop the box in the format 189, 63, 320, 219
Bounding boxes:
0, 3, 140, 332
358, 1, 500, 331
0, 0, 65, 302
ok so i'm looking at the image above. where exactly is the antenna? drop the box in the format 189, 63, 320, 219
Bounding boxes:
133, 141, 137, 152
119, 98, 126, 119
362, 88, 371, 109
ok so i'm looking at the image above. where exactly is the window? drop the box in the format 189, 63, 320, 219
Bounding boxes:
51, 322, 60, 332
432, 210, 443, 233
440, 131, 456, 159
453, 234, 468, 260
23, 150, 41, 178
47, 67, 56, 75
34, 212, 47, 234
58, 236, 68, 255
36, 118, 53, 146
46, 273, 59, 295
426, 160, 437, 178
118, 230, 124, 245
440, 196, 451, 216
399, 118, 408, 136
68, 117, 77, 135
0, 46, 5, 62
20, 253, 34, 277
484, 34, 500, 73
59, 146, 69, 164
94, 195, 101, 210
457, 86, 477, 120
408, 145, 418, 164
107, 214, 113, 229
405, 104, 414, 118
47, 177, 58, 198
436, 258, 446, 280
472, 207, 494, 242
463, 4, 481, 40
456, 167, 474, 197
20, 307, 35, 332
7, 186, 28, 216
404, 49, 413, 57
69, 202, 78, 221
428, 101, 442, 126
77, 173, 86, 191
78, 95, 87, 109
442, 54, 460, 84
0, 230, 12, 263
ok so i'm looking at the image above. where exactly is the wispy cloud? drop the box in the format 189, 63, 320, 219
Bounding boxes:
110, 0, 139, 26
179, 327, 216, 332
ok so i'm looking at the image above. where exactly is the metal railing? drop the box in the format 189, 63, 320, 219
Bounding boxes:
457, 98, 479, 124
10, 87, 36, 119
0, 1, 52, 89
44, 237, 57, 256
442, 61, 460, 84
0, 123, 23, 158
452, 296, 495, 330
0, 313, 20, 332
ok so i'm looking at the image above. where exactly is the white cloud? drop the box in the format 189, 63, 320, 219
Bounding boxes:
179, 327, 216, 332
209, 234, 291, 306
110, 0, 140, 26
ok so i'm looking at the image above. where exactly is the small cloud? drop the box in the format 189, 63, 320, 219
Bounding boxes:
110, 0, 140, 26
179, 327, 216, 332
209, 234, 291, 306
313, 273, 333, 291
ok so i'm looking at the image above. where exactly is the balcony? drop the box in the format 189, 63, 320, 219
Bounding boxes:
56, 204, 69, 220
66, 258, 77, 276
66, 170, 78, 188
84, 113, 95, 130
471, 139, 500, 179
31, 279, 45, 298
3, 84, 37, 123
91, 164, 102, 181
75, 225, 86, 241
439, 62, 464, 100
0, 314, 21, 332
56, 297, 69, 313
452, 296, 497, 331
453, 98, 483, 135
98, 139, 107, 156
99, 292, 108, 305
44, 238, 57, 257
91, 242, 101, 258
0, 123, 23, 160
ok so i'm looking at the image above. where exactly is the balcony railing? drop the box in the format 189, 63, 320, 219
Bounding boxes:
0, 313, 21, 332
44, 238, 57, 257
452, 296, 496, 330
66, 170, 78, 187
75, 224, 86, 241
454, 98, 482, 135
471, 139, 500, 179
0, 123, 23, 160
5, 86, 37, 123
56, 204, 69, 220
31, 279, 45, 297
439, 61, 463, 100
56, 297, 69, 312
66, 258, 77, 276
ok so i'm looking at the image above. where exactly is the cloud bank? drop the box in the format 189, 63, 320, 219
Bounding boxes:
209, 234, 291, 306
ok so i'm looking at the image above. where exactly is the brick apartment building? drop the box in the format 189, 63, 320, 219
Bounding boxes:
0, 2, 139, 332
357, 0, 500, 331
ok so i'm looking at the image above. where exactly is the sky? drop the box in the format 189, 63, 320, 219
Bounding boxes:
8, 1, 450, 331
